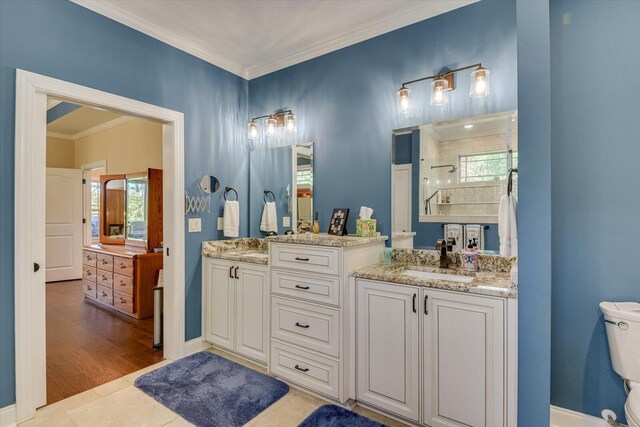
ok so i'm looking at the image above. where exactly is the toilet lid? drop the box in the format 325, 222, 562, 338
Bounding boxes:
628, 388, 640, 424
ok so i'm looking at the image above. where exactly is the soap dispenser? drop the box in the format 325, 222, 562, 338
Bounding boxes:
462, 239, 480, 272
312, 212, 320, 234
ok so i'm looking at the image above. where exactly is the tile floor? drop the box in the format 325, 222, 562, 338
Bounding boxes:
20, 347, 408, 427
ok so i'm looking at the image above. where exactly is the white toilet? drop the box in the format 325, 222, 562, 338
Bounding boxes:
600, 302, 640, 427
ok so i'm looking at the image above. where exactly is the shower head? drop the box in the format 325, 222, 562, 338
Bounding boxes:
431, 164, 457, 174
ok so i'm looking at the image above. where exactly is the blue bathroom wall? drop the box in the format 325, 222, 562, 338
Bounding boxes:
550, 0, 640, 422
392, 133, 412, 165
249, 0, 517, 239
0, 0, 248, 407
248, 145, 293, 236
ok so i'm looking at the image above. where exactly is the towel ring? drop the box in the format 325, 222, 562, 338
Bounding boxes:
263, 190, 275, 203
224, 187, 238, 201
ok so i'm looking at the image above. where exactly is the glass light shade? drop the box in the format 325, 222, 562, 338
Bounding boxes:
266, 116, 277, 136
470, 67, 490, 97
397, 86, 411, 113
431, 78, 449, 105
285, 112, 296, 133
248, 121, 259, 140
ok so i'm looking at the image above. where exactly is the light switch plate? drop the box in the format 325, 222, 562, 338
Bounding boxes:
188, 218, 201, 233
217, 217, 224, 231
283, 216, 291, 227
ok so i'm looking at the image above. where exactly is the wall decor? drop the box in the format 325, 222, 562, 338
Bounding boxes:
328, 208, 350, 236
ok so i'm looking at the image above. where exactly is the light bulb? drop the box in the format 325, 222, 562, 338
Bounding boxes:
285, 112, 296, 133
397, 86, 411, 113
431, 77, 449, 105
248, 121, 259, 140
266, 116, 277, 136
470, 66, 490, 97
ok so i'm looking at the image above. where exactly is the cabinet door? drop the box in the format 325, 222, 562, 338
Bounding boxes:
356, 279, 420, 422
235, 263, 269, 363
423, 289, 505, 427
203, 258, 235, 351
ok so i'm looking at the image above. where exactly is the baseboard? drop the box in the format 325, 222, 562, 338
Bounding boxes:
0, 405, 17, 427
183, 336, 210, 356
551, 405, 612, 427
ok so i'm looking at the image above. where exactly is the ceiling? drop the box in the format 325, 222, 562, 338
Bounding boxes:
422, 111, 518, 141
47, 104, 127, 137
71, 0, 476, 79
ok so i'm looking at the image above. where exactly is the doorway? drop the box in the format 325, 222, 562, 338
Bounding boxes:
44, 100, 166, 404
15, 70, 186, 423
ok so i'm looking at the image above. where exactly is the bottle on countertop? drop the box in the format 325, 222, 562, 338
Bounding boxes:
462, 239, 480, 272
312, 211, 320, 234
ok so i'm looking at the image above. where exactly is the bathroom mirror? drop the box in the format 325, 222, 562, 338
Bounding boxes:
391, 110, 517, 251
199, 175, 220, 194
125, 174, 148, 242
249, 143, 314, 237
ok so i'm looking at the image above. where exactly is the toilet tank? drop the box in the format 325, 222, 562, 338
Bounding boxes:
600, 302, 640, 383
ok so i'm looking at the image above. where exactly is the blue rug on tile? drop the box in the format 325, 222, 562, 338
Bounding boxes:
134, 351, 288, 427
298, 405, 388, 427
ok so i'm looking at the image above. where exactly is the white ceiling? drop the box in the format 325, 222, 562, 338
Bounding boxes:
71, 0, 476, 79
422, 111, 518, 141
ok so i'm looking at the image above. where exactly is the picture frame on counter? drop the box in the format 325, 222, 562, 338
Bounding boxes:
328, 208, 349, 236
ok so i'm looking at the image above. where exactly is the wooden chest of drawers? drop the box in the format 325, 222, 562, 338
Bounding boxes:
82, 245, 162, 319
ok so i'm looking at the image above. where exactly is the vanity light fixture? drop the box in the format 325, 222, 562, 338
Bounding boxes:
397, 63, 490, 111
247, 110, 297, 140
464, 124, 474, 129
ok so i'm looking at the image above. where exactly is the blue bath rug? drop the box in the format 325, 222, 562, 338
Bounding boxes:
134, 351, 288, 427
299, 405, 388, 427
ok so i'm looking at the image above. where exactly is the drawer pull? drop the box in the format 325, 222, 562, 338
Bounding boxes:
295, 322, 310, 329
102, 275, 107, 280
120, 297, 126, 303
87, 285, 92, 290
102, 291, 107, 297
86, 255, 92, 260
294, 365, 309, 372
120, 281, 126, 286
295, 284, 310, 290
294, 257, 310, 262
86, 271, 92, 276
119, 263, 126, 269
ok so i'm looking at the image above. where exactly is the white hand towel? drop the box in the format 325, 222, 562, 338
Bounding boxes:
223, 200, 240, 238
260, 201, 278, 233
499, 194, 518, 256
464, 224, 485, 250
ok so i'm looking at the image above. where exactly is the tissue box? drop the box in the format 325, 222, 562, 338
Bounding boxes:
356, 219, 377, 237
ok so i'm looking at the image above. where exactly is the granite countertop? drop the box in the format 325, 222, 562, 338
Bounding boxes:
392, 231, 417, 239
202, 238, 269, 265
353, 262, 517, 299
266, 233, 388, 248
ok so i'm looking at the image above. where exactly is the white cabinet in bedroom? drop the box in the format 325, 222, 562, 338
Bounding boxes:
203, 257, 269, 364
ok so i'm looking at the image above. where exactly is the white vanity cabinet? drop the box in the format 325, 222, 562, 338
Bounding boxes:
356, 279, 420, 422
355, 278, 516, 427
422, 289, 505, 427
202, 257, 269, 364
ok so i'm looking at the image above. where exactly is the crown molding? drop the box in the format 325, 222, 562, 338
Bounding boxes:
70, 0, 249, 79
245, 0, 477, 79
47, 116, 135, 141
71, 0, 476, 80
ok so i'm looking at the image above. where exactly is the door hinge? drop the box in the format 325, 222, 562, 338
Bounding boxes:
82, 178, 86, 184
82, 218, 86, 224
166, 247, 170, 256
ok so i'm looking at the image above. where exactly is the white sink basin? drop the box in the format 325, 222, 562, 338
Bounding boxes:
401, 270, 474, 283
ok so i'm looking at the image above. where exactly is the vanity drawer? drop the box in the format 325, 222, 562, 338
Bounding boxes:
271, 270, 340, 306
83, 250, 97, 267
97, 254, 114, 271
83, 266, 97, 282
82, 280, 97, 299
271, 297, 340, 357
114, 290, 134, 314
97, 269, 113, 288
97, 285, 113, 305
113, 273, 134, 295
271, 244, 340, 276
270, 341, 339, 399
114, 257, 134, 277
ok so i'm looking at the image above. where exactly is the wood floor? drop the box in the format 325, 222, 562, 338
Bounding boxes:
46, 280, 164, 404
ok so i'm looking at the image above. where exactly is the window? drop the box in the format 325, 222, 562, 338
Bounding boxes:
90, 181, 100, 239
297, 169, 313, 186
459, 150, 518, 183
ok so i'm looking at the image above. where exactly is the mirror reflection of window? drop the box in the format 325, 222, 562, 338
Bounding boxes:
126, 177, 148, 241
296, 145, 313, 234
104, 179, 125, 239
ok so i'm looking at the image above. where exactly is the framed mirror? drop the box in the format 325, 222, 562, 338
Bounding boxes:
249, 142, 314, 237
199, 175, 220, 193
391, 111, 517, 252
100, 175, 126, 244
125, 174, 148, 243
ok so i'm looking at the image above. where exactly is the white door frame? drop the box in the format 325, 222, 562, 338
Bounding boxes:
391, 163, 412, 233
14, 69, 186, 422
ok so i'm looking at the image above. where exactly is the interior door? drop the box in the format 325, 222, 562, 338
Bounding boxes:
45, 168, 83, 282
392, 164, 412, 233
